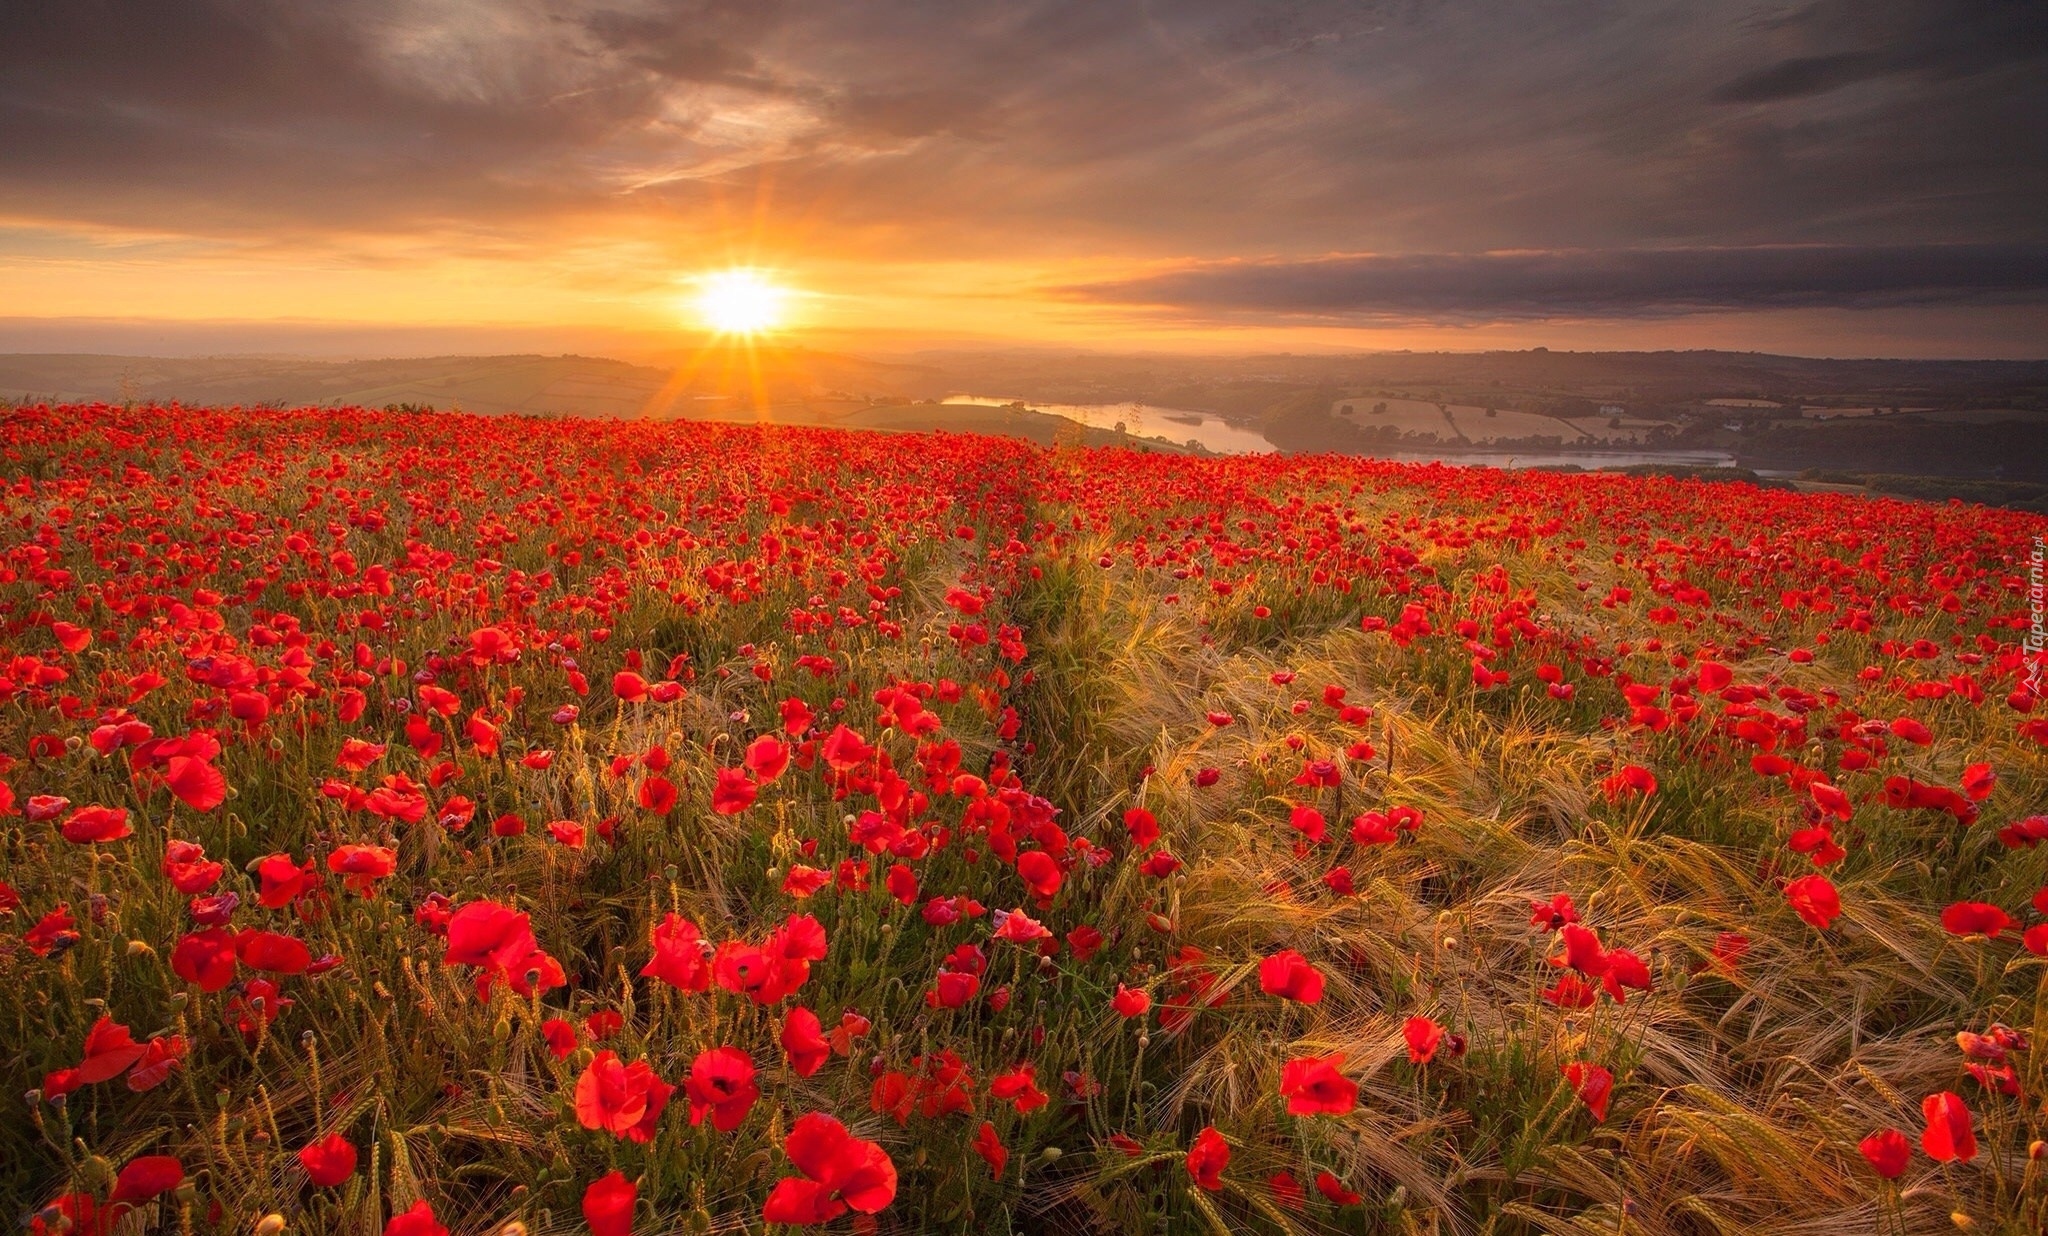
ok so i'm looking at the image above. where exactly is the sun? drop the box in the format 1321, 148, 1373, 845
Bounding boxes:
690, 269, 791, 335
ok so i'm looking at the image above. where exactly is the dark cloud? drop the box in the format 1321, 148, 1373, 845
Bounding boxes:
1712, 53, 1889, 104
1711, 2, 2047, 104
580, 2, 781, 85
1061, 245, 2048, 323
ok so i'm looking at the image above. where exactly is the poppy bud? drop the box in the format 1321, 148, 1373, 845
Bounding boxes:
2032, 1140, 2047, 1160
254, 1216, 286, 1236
126, 939, 154, 957
81, 1154, 115, 1189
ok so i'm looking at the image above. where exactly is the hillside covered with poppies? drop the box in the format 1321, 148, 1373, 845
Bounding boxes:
3, 402, 2046, 1236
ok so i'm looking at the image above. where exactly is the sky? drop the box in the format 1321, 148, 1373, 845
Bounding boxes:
2, 0, 2044, 358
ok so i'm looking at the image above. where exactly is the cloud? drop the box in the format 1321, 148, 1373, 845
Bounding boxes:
1060, 245, 2048, 323
1712, 53, 1889, 103
0, 0, 2042, 339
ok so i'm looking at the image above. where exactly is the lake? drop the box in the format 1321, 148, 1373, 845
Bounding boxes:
941, 396, 1276, 455
940, 395, 1745, 472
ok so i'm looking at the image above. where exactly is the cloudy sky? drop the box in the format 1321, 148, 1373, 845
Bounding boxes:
2, 0, 2043, 356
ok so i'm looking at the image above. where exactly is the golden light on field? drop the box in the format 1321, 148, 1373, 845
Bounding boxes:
689, 269, 791, 335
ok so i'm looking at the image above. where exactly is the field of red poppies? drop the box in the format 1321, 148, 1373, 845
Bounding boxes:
3, 401, 2046, 1236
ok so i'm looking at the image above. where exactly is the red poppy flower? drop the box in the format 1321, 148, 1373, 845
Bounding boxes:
1314, 1171, 1363, 1205
583, 1171, 636, 1236
574, 1050, 674, 1142
255, 854, 320, 908
992, 908, 1052, 943
762, 1112, 898, 1225
991, 1063, 1049, 1113
782, 864, 830, 897
236, 929, 312, 975
57, 1015, 146, 1088
1404, 1015, 1445, 1064
1858, 1128, 1910, 1179
227, 978, 293, 1043
1016, 849, 1063, 902
685, 1046, 759, 1132
746, 735, 791, 782
444, 900, 536, 970
636, 775, 677, 814
1123, 807, 1160, 848
126, 1034, 187, 1091
1564, 1061, 1613, 1122
819, 724, 875, 772
172, 927, 238, 991
162, 840, 224, 893
1112, 984, 1151, 1018
109, 1155, 182, 1204
1600, 949, 1653, 1003
1258, 950, 1325, 1004
781, 1006, 831, 1077
336, 738, 386, 771
384, 1201, 448, 1236
542, 1018, 578, 1059
165, 755, 227, 811
972, 1121, 1008, 1176
1139, 850, 1182, 878
1551, 923, 1610, 976
640, 912, 711, 991
1940, 901, 2013, 938
1783, 874, 1841, 929
326, 844, 397, 895
1920, 1091, 1976, 1163
298, 1133, 359, 1187
711, 767, 758, 814
1279, 1052, 1357, 1115
60, 805, 131, 845
1185, 1125, 1229, 1191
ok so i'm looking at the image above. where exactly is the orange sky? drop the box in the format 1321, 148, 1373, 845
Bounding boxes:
2, 2, 2043, 359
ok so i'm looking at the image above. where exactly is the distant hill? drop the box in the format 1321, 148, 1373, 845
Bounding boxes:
0, 351, 1205, 455
0, 349, 953, 416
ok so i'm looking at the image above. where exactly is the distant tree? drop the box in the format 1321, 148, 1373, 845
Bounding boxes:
1372, 402, 1387, 416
